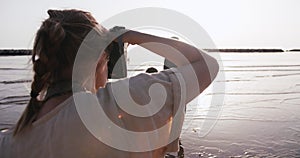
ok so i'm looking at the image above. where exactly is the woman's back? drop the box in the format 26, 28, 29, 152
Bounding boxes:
1, 71, 185, 158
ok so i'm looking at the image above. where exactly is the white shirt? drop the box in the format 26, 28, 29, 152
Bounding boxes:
0, 69, 185, 158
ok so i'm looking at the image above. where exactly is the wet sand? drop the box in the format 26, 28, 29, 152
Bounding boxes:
182, 52, 300, 157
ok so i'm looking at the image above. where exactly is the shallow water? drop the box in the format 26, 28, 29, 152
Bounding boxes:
182, 52, 300, 157
1, 53, 300, 157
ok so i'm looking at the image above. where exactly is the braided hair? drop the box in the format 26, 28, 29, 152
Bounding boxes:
14, 9, 102, 135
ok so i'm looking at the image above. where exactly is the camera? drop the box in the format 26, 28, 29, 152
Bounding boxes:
106, 41, 128, 79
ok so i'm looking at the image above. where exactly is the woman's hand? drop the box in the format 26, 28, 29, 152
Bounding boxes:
108, 26, 136, 44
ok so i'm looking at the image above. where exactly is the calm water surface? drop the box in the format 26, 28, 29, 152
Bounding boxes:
0, 52, 300, 157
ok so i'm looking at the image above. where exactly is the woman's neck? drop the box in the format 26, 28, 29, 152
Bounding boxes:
35, 93, 72, 120
35, 80, 84, 120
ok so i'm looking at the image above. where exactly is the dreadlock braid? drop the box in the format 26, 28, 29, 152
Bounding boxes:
14, 9, 100, 135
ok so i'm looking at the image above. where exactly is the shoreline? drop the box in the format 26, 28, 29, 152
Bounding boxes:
0, 48, 298, 56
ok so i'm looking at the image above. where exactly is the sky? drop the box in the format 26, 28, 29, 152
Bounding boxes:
1, 0, 299, 49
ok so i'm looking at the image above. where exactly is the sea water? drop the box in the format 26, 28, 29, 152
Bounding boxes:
0, 52, 300, 157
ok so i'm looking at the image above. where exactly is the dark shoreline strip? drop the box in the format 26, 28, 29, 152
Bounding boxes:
203, 49, 284, 53
0, 49, 32, 56
0, 49, 291, 56
207, 91, 300, 95
0, 80, 32, 84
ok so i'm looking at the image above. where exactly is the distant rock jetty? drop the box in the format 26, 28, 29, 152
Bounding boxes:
287, 49, 300, 52
0, 48, 288, 56
203, 49, 284, 53
0, 49, 31, 56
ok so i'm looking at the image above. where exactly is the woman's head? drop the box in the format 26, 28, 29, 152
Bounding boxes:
33, 9, 100, 85
14, 9, 107, 135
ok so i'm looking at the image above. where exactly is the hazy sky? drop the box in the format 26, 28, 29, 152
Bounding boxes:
1, 0, 299, 49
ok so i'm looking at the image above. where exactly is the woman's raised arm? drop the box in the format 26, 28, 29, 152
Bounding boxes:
122, 31, 219, 103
